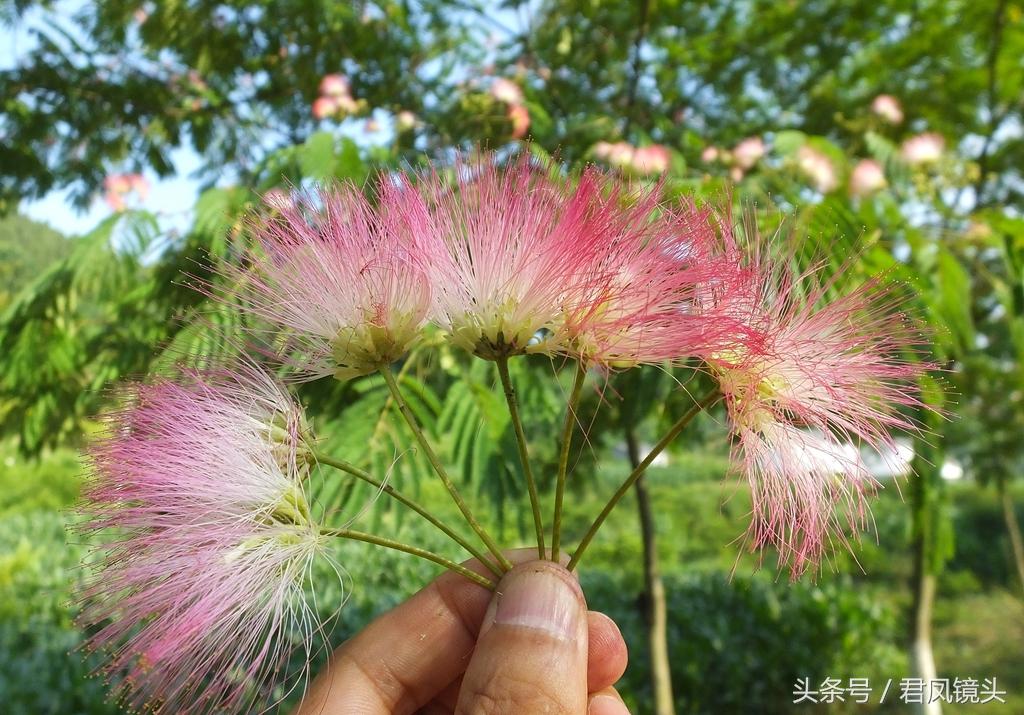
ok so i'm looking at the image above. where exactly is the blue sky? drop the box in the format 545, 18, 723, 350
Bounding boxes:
3, 1, 202, 236
3, 1, 525, 237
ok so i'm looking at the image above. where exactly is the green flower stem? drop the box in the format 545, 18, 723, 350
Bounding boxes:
567, 388, 721, 572
320, 527, 495, 589
311, 451, 503, 578
551, 360, 588, 562
495, 356, 546, 560
379, 367, 514, 572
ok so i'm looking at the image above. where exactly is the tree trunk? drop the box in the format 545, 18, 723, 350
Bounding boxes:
998, 478, 1024, 592
626, 424, 676, 715
910, 569, 940, 715
910, 450, 942, 715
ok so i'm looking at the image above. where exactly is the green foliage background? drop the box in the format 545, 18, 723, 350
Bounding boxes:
2, 0, 1024, 713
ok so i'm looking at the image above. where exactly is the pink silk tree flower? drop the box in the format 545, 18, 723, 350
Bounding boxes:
418, 158, 615, 358
555, 188, 743, 368
731, 136, 766, 169
901, 132, 945, 165
220, 183, 434, 380
77, 366, 332, 714
318, 73, 350, 98
796, 146, 838, 194
871, 94, 904, 124
312, 96, 338, 120
850, 159, 887, 197
630, 145, 671, 175
507, 103, 531, 139
701, 238, 926, 575
736, 422, 875, 576
489, 77, 525, 105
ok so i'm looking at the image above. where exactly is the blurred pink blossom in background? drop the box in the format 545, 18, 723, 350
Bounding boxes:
732, 137, 765, 169
593, 142, 670, 174
850, 159, 887, 197
311, 96, 336, 120
312, 74, 361, 120
490, 78, 524, 105
508, 103, 531, 139
396, 110, 417, 132
901, 132, 945, 164
593, 141, 634, 168
797, 146, 838, 193
871, 94, 904, 124
701, 146, 720, 163
318, 74, 350, 97
103, 173, 149, 212
631, 145, 671, 174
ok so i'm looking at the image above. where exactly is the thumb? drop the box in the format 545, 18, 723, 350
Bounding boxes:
456, 561, 589, 715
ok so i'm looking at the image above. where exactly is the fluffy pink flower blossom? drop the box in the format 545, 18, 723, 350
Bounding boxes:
396, 110, 418, 131
556, 189, 742, 367
127, 173, 149, 201
850, 159, 887, 197
103, 183, 128, 212
217, 183, 434, 380
103, 173, 149, 212
592, 142, 669, 175
593, 141, 635, 168
318, 74, 350, 98
420, 158, 740, 365
78, 366, 330, 713
701, 146, 720, 163
901, 132, 945, 164
732, 136, 765, 169
736, 422, 875, 574
700, 236, 926, 574
262, 188, 294, 212
796, 146, 838, 193
312, 96, 337, 119
490, 77, 524, 105
418, 158, 618, 357
630, 145, 671, 175
871, 94, 904, 124
508, 103, 531, 139
103, 174, 132, 195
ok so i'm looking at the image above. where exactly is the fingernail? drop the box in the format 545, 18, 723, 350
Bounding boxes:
492, 565, 582, 640
590, 694, 630, 715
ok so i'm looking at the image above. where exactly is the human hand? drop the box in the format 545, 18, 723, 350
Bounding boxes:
293, 550, 630, 715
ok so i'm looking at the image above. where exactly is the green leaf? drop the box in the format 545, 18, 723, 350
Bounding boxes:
299, 131, 339, 181
933, 248, 974, 353
772, 130, 806, 157
335, 138, 365, 182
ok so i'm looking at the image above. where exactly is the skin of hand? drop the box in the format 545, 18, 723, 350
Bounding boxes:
292, 549, 630, 715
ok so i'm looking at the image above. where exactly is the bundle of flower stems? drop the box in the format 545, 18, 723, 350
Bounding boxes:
76, 155, 927, 713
